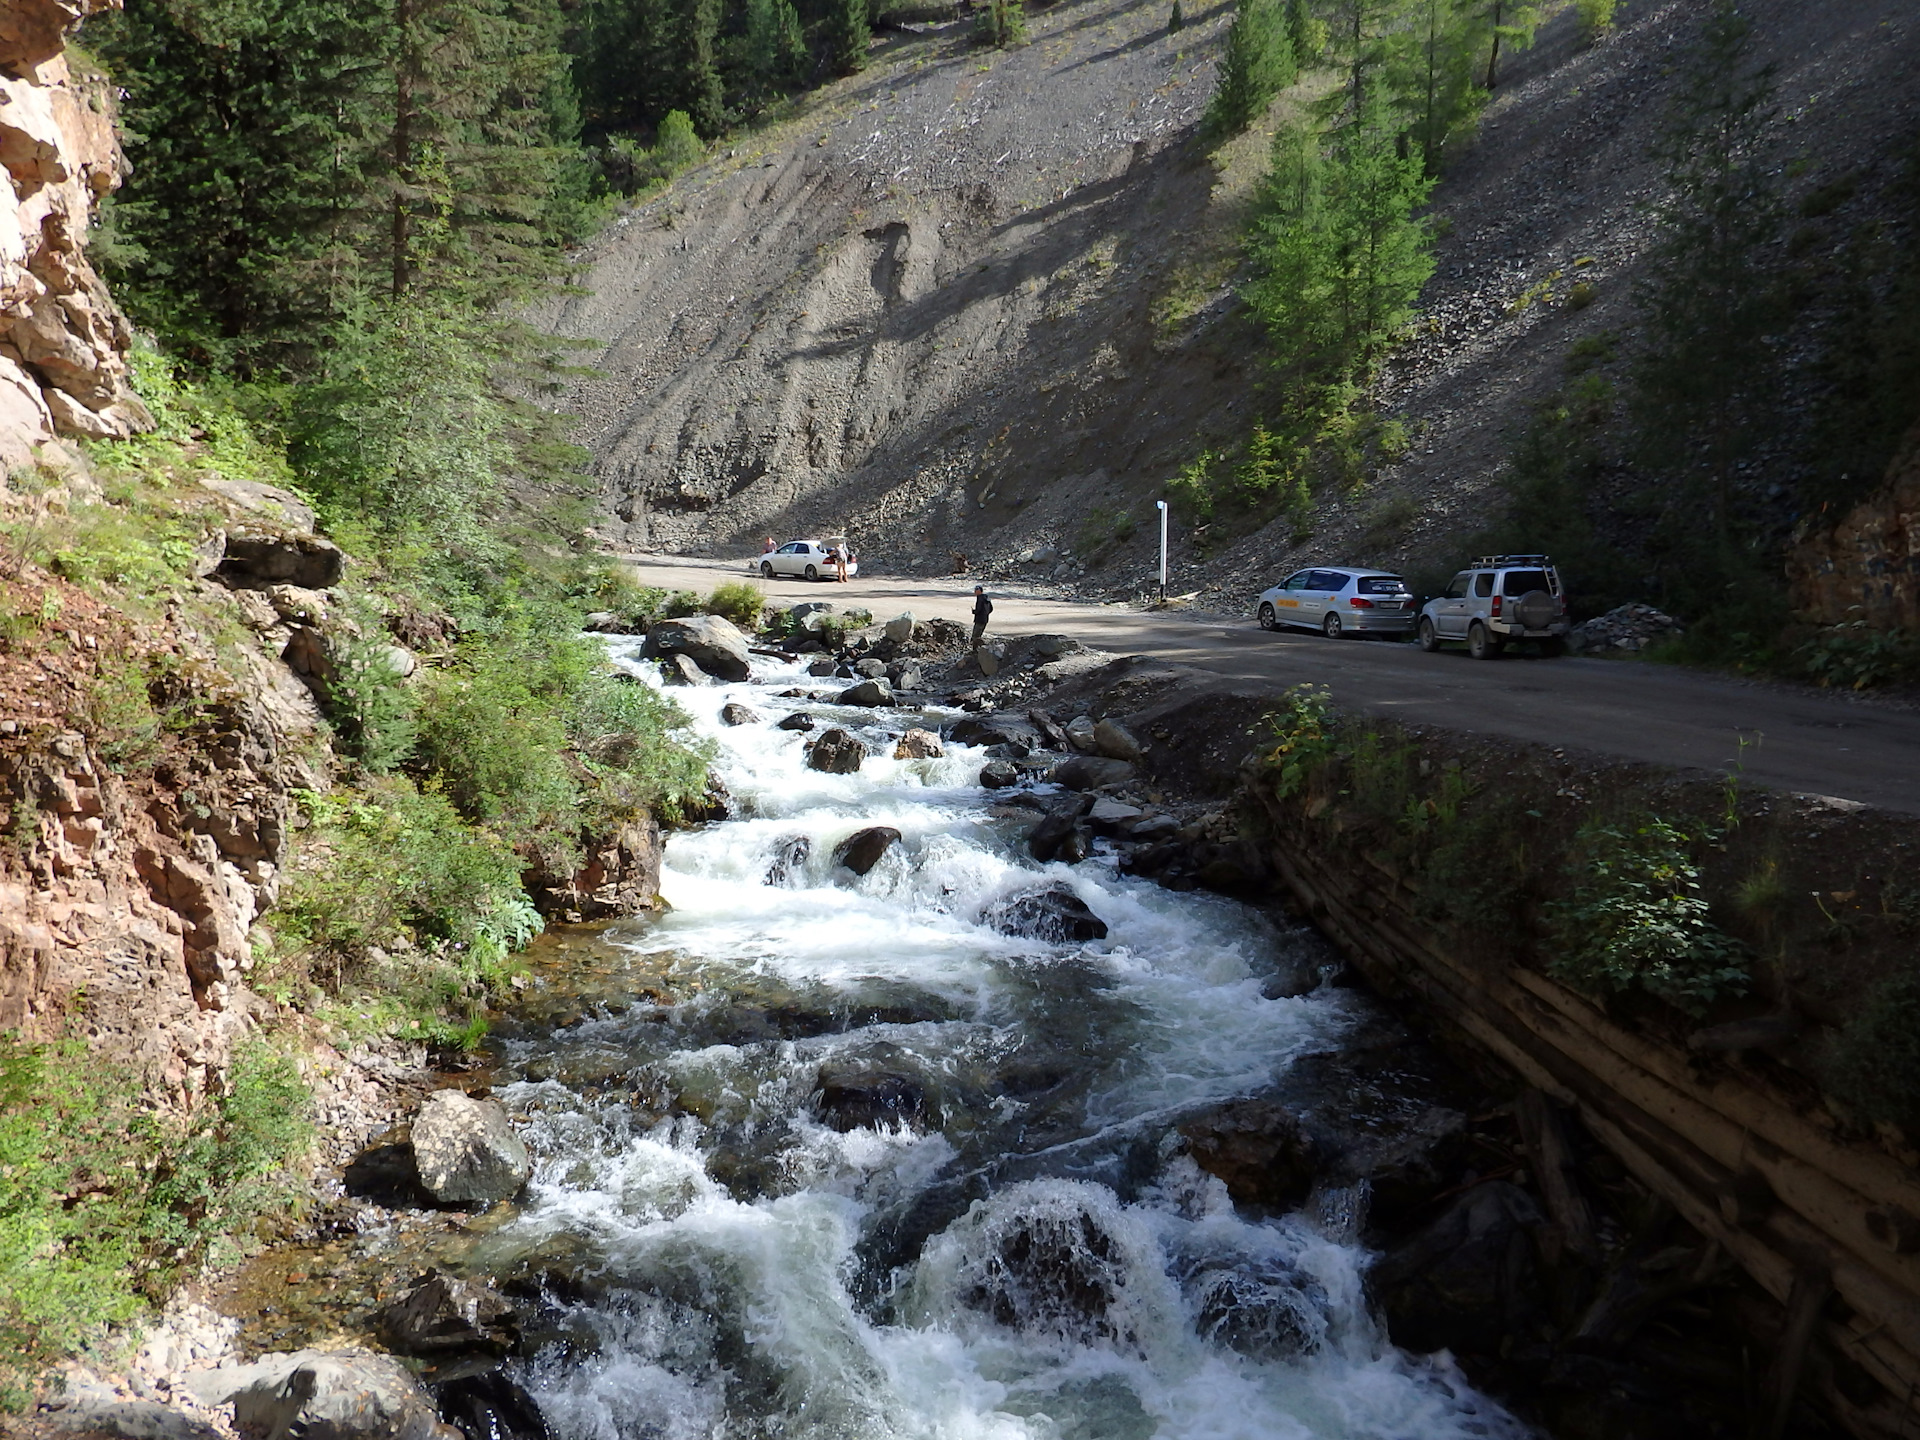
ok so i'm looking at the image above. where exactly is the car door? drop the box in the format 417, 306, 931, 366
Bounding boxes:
1313, 571, 1350, 625
1435, 572, 1472, 636
1273, 570, 1313, 626
773, 542, 805, 577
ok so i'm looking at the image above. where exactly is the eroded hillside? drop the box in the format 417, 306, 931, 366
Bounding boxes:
543, 0, 1920, 603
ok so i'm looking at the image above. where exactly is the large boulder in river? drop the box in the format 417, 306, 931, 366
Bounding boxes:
720, 701, 761, 726
1178, 1099, 1324, 1211
836, 677, 894, 707
642, 614, 753, 681
894, 728, 943, 759
806, 727, 866, 773
985, 884, 1108, 943
410, 1091, 531, 1204
979, 760, 1020, 790
379, 1270, 518, 1356
185, 1349, 461, 1440
659, 652, 709, 686
834, 826, 901, 875
1052, 755, 1135, 791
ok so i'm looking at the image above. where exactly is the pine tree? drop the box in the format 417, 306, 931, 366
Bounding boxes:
822, 0, 869, 74
1284, 0, 1324, 63
1629, 0, 1784, 548
1205, 0, 1296, 140
1481, 0, 1540, 88
1169, 0, 1184, 34
975, 0, 1027, 48
1392, 0, 1485, 173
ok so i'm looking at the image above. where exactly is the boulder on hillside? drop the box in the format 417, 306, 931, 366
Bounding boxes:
1031, 634, 1078, 658
1064, 715, 1097, 751
1087, 798, 1144, 835
642, 614, 753, 681
659, 652, 709, 686
884, 612, 916, 642
855, 658, 889, 678
379, 1270, 518, 1356
985, 884, 1108, 943
410, 1090, 532, 1205
1092, 719, 1144, 763
720, 702, 761, 726
202, 476, 318, 532
894, 728, 944, 759
806, 727, 866, 773
215, 525, 346, 591
184, 1349, 461, 1440
1052, 756, 1135, 791
836, 678, 894, 707
834, 826, 901, 875
1179, 1099, 1324, 1211
976, 645, 1002, 677
887, 662, 924, 690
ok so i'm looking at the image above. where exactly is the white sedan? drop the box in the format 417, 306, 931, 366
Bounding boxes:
759, 539, 857, 581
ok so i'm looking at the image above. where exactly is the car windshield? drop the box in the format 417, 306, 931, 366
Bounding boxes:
1358, 576, 1407, 594
1501, 569, 1551, 595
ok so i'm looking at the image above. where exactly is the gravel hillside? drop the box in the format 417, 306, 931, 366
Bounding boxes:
538, 0, 1920, 605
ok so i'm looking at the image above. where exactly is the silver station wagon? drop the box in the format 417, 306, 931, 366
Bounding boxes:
1257, 567, 1417, 639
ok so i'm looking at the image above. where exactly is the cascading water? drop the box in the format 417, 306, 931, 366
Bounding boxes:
478, 643, 1526, 1440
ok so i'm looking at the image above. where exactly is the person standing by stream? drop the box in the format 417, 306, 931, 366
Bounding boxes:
971, 584, 992, 650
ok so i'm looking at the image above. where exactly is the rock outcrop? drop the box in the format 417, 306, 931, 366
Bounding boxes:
1790, 428, 1920, 631
0, 0, 150, 472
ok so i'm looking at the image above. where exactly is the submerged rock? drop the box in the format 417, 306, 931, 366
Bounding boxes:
834, 826, 901, 875
985, 884, 1108, 943
1181, 1256, 1328, 1359
411, 1091, 532, 1205
806, 727, 866, 773
766, 834, 811, 886
813, 1062, 931, 1132
1178, 1099, 1323, 1210
380, 1270, 518, 1356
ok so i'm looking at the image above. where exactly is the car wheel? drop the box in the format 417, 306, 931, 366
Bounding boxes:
1468, 622, 1503, 660
1322, 611, 1343, 640
1258, 603, 1278, 631
805, 564, 818, 581
1417, 617, 1439, 652
761, 561, 774, 579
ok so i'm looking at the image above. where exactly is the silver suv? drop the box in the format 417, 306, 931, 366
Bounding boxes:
1417, 554, 1569, 659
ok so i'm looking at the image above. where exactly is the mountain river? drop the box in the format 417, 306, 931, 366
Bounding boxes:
461, 644, 1525, 1440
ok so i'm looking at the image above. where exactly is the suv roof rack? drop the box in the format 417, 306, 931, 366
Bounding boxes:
1467, 554, 1553, 568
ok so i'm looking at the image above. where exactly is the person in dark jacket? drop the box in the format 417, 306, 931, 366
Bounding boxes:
971, 585, 992, 649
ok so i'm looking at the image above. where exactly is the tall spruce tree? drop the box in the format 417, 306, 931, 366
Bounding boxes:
1284, 0, 1323, 63
1205, 0, 1296, 140
821, 0, 869, 74
1629, 0, 1784, 551
1391, 0, 1485, 173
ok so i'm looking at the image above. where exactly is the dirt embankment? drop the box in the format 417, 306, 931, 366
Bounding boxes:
547, 0, 1920, 603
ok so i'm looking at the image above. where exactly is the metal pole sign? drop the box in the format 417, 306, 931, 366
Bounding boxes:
1156, 501, 1168, 599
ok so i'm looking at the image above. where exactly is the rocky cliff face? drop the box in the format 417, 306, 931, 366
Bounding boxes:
0, 0, 149, 474
1791, 428, 1920, 631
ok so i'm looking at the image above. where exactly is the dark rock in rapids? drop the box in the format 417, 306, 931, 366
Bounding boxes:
806, 727, 866, 773
720, 702, 761, 726
979, 760, 1020, 790
1369, 1181, 1549, 1356
1051, 755, 1136, 791
1179, 1255, 1329, 1360
642, 613, 753, 681
1026, 809, 1096, 863
986, 884, 1108, 943
1178, 1099, 1323, 1211
777, 711, 816, 732
836, 678, 895, 707
411, 1090, 532, 1205
659, 652, 709, 687
431, 1367, 552, 1440
1027, 710, 1072, 750
813, 1062, 931, 1132
807, 657, 838, 676
380, 1270, 518, 1356
185, 1349, 460, 1440
963, 1202, 1137, 1350
834, 826, 901, 875
1056, 826, 1092, 864
766, 834, 811, 886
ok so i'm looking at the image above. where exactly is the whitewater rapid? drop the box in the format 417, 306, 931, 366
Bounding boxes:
478, 643, 1525, 1440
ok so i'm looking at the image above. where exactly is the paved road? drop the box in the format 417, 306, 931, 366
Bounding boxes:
620, 556, 1920, 815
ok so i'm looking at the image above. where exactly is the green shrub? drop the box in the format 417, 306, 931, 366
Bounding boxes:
663, 589, 704, 619
1257, 684, 1337, 798
417, 650, 578, 852
652, 109, 702, 173
82, 655, 166, 772
974, 0, 1027, 47
0, 1035, 309, 1406
705, 580, 765, 628
323, 599, 418, 772
1794, 622, 1920, 691
1575, 0, 1615, 40
1824, 963, 1920, 1132
1544, 817, 1749, 1014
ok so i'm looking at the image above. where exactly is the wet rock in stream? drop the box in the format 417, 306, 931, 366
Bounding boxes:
805, 726, 866, 773
833, 825, 901, 875
1370, 1181, 1551, 1356
1179, 1255, 1329, 1360
412, 1091, 532, 1205
379, 1270, 518, 1356
185, 1349, 461, 1440
430, 1367, 552, 1440
813, 1057, 934, 1132
985, 884, 1109, 943
765, 833, 811, 884
1179, 1100, 1325, 1211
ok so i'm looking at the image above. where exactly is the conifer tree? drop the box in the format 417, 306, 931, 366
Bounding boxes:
1392, 0, 1485, 173
1481, 0, 1540, 88
1284, 0, 1324, 63
1169, 0, 1184, 34
1205, 0, 1296, 140
822, 0, 869, 73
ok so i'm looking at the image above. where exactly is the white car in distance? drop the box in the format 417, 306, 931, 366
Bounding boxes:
760, 539, 857, 581
1256, 567, 1417, 639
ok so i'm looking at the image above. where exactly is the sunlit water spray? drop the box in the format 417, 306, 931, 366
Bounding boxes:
478, 639, 1526, 1440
